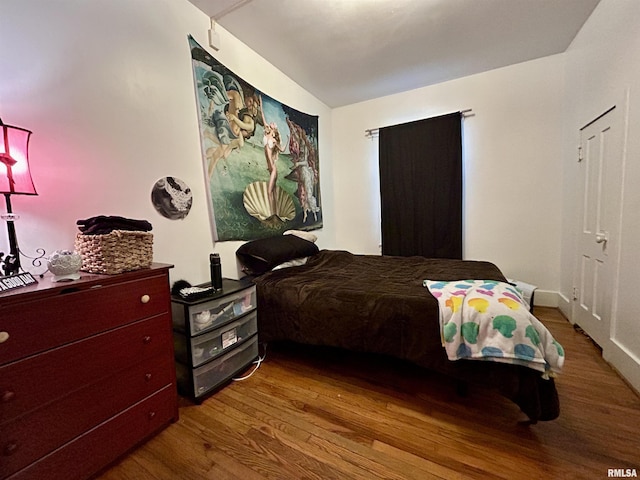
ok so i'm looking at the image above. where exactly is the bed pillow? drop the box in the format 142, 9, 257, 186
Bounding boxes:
283, 229, 318, 243
236, 235, 319, 275
272, 257, 309, 270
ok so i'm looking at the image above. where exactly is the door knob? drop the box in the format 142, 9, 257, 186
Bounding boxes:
595, 231, 608, 244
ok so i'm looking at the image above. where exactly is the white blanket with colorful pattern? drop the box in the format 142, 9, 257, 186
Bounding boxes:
424, 279, 564, 375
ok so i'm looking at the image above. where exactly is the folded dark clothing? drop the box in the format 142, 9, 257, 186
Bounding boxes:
77, 215, 153, 235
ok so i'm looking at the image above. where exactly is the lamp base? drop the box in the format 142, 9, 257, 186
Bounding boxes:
52, 272, 81, 282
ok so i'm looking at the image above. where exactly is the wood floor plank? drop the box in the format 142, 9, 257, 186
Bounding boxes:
98, 307, 640, 479
245, 361, 559, 478
225, 379, 445, 480
223, 377, 447, 479
202, 394, 369, 479
96, 457, 161, 480
131, 421, 254, 480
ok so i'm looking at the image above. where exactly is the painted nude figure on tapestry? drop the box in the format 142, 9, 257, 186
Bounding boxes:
260, 95, 287, 217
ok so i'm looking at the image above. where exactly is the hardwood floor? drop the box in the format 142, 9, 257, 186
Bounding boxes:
98, 308, 640, 479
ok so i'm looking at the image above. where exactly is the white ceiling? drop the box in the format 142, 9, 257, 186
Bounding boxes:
187, 0, 600, 107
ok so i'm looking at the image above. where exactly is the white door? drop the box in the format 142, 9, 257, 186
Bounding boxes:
574, 106, 623, 348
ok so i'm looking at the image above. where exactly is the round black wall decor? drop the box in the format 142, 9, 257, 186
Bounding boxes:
151, 176, 193, 220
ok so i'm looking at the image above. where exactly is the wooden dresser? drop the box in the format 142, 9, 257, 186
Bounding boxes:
0, 264, 178, 480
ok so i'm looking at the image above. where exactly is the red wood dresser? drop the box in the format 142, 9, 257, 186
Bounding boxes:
0, 264, 178, 480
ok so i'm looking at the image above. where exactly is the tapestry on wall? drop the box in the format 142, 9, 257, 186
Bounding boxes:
188, 35, 322, 241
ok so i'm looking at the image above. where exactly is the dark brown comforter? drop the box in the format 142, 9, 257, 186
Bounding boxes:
254, 249, 559, 421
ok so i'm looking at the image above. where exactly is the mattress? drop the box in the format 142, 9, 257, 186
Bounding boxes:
253, 249, 560, 421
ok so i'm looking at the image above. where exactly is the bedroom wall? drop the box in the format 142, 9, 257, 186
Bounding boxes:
0, 0, 333, 284
560, 0, 640, 392
1, 0, 601, 316
331, 55, 566, 306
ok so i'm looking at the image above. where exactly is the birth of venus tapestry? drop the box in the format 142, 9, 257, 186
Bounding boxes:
188, 35, 322, 241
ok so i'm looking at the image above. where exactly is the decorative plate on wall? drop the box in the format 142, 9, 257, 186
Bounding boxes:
151, 176, 193, 220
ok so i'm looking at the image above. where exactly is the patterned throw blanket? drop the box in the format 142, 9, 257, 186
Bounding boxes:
424, 279, 565, 375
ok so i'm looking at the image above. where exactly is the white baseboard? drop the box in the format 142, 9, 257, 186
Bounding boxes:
557, 292, 573, 322
533, 289, 559, 308
534, 292, 640, 397
604, 340, 640, 395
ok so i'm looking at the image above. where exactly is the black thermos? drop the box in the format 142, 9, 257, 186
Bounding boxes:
210, 253, 222, 291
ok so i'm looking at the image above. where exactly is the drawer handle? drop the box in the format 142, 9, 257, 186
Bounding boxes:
145, 373, 152, 382
140, 294, 150, 304
148, 411, 156, 420
2, 391, 15, 403
143, 335, 152, 344
3, 442, 18, 456
0, 331, 9, 344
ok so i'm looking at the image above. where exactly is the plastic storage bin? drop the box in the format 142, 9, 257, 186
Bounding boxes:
174, 310, 258, 367
172, 282, 256, 336
175, 335, 259, 399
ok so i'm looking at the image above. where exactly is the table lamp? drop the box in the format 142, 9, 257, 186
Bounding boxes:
0, 117, 37, 277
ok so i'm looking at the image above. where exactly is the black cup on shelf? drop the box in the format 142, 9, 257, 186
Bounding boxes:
210, 253, 222, 291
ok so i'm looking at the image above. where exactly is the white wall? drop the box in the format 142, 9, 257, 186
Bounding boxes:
0, 0, 567, 302
560, 0, 640, 391
332, 55, 566, 305
0, 0, 332, 285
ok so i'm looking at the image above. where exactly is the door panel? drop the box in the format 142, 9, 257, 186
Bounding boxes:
574, 107, 622, 347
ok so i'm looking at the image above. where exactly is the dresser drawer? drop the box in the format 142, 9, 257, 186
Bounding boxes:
0, 353, 175, 478
172, 285, 255, 335
174, 310, 257, 367
7, 385, 176, 480
0, 274, 170, 365
176, 334, 258, 399
0, 314, 172, 424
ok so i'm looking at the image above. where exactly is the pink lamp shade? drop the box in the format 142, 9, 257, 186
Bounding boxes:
0, 118, 37, 195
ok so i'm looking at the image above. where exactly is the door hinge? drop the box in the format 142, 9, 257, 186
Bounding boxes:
578, 146, 584, 162
572, 287, 579, 301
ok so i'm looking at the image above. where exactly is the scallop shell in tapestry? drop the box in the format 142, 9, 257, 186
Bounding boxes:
243, 181, 296, 222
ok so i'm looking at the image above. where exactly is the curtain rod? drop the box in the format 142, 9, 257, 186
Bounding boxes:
364, 109, 473, 139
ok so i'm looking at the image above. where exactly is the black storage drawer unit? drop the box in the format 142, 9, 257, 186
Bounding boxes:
171, 277, 258, 401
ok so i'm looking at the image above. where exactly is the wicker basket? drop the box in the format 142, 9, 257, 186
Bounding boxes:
74, 230, 153, 274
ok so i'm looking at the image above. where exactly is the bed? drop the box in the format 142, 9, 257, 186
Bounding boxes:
237, 236, 561, 422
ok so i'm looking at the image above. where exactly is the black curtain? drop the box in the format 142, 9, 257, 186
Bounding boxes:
379, 112, 462, 259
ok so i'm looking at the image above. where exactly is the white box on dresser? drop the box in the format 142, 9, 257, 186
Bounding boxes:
0, 263, 178, 480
